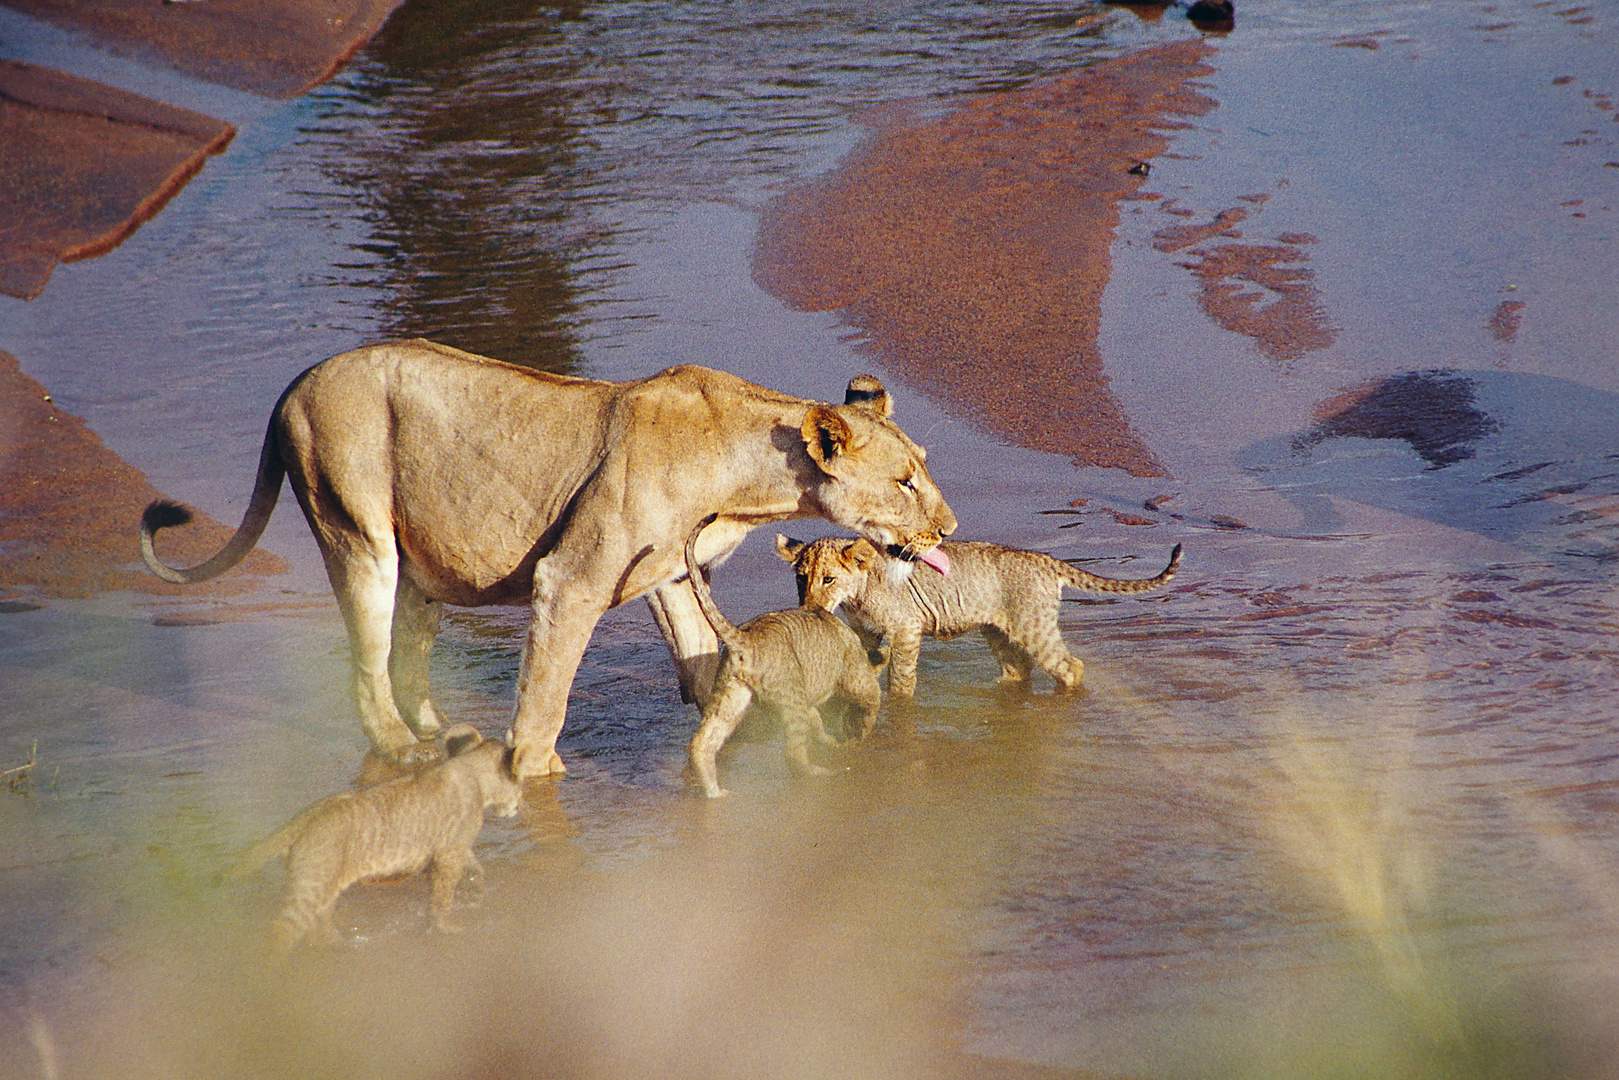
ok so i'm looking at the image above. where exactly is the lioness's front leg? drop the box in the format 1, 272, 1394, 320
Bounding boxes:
390, 576, 446, 739
508, 562, 613, 780
646, 579, 722, 708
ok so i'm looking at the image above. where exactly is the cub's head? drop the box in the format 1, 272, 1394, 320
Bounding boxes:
445, 724, 524, 818
798, 376, 956, 575
776, 534, 885, 613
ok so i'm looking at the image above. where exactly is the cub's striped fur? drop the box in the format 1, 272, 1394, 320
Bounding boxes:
224, 725, 521, 947
778, 536, 1181, 696
684, 515, 881, 798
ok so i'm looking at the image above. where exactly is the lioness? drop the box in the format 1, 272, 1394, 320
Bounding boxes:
223, 724, 522, 948
683, 516, 881, 798
778, 536, 1182, 696
140, 340, 955, 777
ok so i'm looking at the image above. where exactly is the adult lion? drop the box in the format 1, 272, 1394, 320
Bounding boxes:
140, 340, 955, 778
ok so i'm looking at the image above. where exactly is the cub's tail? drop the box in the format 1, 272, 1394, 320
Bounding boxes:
684, 514, 746, 661
216, 803, 322, 885
140, 415, 285, 585
1057, 543, 1182, 595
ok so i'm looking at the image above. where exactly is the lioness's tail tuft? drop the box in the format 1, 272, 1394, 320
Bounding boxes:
138, 417, 287, 585
143, 499, 194, 532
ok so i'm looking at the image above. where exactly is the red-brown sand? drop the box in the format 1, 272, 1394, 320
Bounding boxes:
754, 42, 1219, 479
0, 349, 286, 598
4, 0, 407, 100
0, 61, 235, 300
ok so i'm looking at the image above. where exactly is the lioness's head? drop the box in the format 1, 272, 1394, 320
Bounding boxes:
798, 376, 956, 573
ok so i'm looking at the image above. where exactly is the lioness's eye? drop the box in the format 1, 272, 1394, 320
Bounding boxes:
822, 575, 834, 585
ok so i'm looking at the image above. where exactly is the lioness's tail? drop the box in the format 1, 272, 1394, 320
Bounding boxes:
140, 416, 285, 584
684, 514, 746, 660
1056, 543, 1182, 595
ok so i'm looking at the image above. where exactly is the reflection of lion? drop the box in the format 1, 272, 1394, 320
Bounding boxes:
779, 536, 1181, 696
224, 725, 522, 948
683, 516, 880, 798
140, 340, 955, 776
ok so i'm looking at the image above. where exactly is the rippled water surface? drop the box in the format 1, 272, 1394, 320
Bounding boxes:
3, 1, 1618, 1077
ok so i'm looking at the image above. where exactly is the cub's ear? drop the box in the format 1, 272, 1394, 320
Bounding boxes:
844, 375, 892, 418
803, 405, 860, 473
775, 534, 807, 562
444, 723, 483, 758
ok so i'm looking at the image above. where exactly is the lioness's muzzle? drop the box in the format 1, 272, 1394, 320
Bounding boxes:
889, 542, 951, 577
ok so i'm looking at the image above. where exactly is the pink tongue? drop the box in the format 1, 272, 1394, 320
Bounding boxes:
916, 545, 951, 577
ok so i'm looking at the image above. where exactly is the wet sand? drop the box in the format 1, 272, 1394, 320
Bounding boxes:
3, 0, 407, 99
0, 349, 285, 598
0, 0, 405, 299
755, 42, 1217, 479
0, 61, 234, 300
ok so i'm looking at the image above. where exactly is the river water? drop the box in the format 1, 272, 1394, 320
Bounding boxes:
2, 2, 1618, 1078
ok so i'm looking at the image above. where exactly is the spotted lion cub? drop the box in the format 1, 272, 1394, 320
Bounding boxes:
224, 724, 522, 948
777, 535, 1182, 696
684, 514, 883, 798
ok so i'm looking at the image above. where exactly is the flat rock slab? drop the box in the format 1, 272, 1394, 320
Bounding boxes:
0, 60, 234, 299
1, 0, 407, 99
0, 348, 287, 598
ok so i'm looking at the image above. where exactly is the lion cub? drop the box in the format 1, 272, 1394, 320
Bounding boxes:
685, 515, 881, 798
224, 724, 522, 948
778, 536, 1182, 696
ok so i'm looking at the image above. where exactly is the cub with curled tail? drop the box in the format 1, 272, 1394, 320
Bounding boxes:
684, 515, 885, 798
778, 536, 1182, 696
222, 725, 522, 948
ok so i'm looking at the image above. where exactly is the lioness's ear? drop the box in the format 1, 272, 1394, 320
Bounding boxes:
844, 375, 892, 418
444, 723, 483, 758
775, 535, 806, 562
803, 406, 857, 471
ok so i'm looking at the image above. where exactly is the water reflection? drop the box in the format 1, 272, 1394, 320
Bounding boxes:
1239, 370, 1619, 564
312, 2, 595, 371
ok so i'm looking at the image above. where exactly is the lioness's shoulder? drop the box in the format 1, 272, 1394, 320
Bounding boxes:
637, 364, 802, 405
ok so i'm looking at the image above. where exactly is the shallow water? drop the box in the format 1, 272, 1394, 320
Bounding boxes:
3, 1, 1619, 1077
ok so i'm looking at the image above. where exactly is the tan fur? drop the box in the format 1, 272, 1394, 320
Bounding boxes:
139, 341, 955, 776
683, 517, 880, 798
778, 536, 1182, 696
224, 725, 522, 948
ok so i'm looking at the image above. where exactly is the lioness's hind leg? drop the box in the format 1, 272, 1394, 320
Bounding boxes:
327, 548, 427, 761
390, 576, 446, 739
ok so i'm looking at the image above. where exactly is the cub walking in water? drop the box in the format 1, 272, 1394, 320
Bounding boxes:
684, 515, 884, 798
223, 724, 522, 948
778, 536, 1182, 696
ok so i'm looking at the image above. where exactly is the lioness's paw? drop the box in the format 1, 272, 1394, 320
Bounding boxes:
511, 746, 567, 780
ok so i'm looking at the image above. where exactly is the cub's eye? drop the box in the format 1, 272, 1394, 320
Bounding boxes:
897, 476, 917, 492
